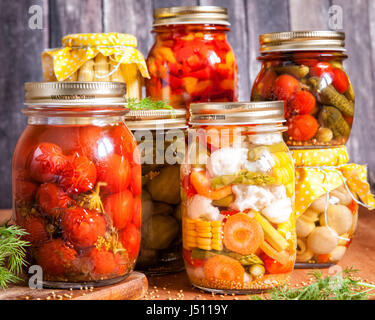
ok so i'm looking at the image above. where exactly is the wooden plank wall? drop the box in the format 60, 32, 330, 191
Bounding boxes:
0, 0, 374, 208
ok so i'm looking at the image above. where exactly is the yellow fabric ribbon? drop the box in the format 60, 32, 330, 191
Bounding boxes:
42, 33, 150, 81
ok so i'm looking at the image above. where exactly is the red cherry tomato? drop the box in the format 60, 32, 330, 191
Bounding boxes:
309, 62, 334, 77
132, 196, 142, 229
273, 74, 300, 100
129, 165, 142, 196
36, 239, 77, 276
22, 216, 48, 246
87, 247, 117, 275
331, 68, 349, 93
183, 249, 205, 267
256, 68, 277, 99
60, 154, 97, 194
263, 254, 294, 274
287, 90, 316, 115
28, 143, 69, 183
96, 154, 131, 194
36, 183, 73, 217
103, 190, 134, 230
287, 114, 319, 141
110, 125, 139, 162
14, 171, 38, 202
61, 207, 107, 249
78, 126, 104, 161
119, 223, 141, 260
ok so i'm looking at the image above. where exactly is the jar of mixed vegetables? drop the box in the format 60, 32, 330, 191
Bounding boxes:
292, 147, 375, 267
146, 6, 238, 110
251, 31, 354, 148
181, 102, 296, 293
13, 82, 142, 288
42, 33, 150, 99
125, 109, 187, 274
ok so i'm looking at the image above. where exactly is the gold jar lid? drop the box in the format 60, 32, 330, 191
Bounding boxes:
153, 6, 230, 26
189, 101, 286, 127
24, 82, 127, 106
125, 109, 187, 130
260, 31, 346, 52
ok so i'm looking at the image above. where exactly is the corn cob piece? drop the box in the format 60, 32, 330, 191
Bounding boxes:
94, 54, 110, 81
182, 218, 223, 251
121, 64, 142, 99
78, 59, 95, 81
273, 164, 294, 185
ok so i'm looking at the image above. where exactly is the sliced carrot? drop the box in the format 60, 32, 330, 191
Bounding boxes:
223, 213, 264, 255
260, 241, 290, 266
317, 254, 331, 264
190, 170, 232, 200
204, 255, 245, 284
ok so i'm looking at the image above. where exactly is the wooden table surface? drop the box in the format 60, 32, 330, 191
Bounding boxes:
1, 208, 374, 300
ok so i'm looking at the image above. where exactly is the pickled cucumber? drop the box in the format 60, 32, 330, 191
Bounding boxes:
147, 165, 181, 204
309, 77, 354, 117
319, 106, 351, 139
143, 215, 179, 250
273, 65, 310, 79
212, 195, 235, 207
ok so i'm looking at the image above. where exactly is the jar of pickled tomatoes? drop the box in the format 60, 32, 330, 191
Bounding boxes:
146, 6, 238, 111
251, 31, 354, 148
13, 82, 142, 288
181, 101, 296, 293
125, 109, 187, 274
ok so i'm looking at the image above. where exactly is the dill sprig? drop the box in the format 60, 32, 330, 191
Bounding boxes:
252, 267, 375, 300
0, 224, 30, 289
126, 97, 174, 112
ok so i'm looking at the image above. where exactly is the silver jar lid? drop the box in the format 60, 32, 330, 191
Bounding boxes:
259, 31, 346, 52
153, 6, 230, 26
24, 82, 127, 106
189, 101, 286, 126
125, 109, 187, 130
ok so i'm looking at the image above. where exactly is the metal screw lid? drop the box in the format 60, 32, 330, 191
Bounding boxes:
189, 101, 286, 126
259, 30, 346, 52
153, 6, 230, 27
24, 82, 127, 106
125, 109, 187, 130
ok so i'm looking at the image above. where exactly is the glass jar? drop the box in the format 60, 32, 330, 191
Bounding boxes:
125, 109, 187, 274
42, 33, 150, 99
12, 82, 142, 288
251, 31, 354, 148
291, 147, 375, 268
181, 102, 296, 293
146, 6, 238, 110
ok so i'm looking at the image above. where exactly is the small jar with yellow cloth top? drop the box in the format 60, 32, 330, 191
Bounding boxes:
41, 33, 150, 99
292, 147, 375, 268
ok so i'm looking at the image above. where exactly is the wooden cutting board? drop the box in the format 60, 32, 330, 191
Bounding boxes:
0, 272, 148, 300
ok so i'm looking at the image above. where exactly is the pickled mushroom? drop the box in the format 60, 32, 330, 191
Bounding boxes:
310, 196, 328, 213
147, 165, 181, 205
296, 239, 314, 262
307, 226, 338, 255
300, 208, 320, 223
322, 205, 353, 235
143, 215, 179, 250
331, 187, 352, 206
296, 217, 316, 238
329, 246, 347, 262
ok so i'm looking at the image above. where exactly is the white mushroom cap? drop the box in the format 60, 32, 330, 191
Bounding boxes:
307, 226, 338, 255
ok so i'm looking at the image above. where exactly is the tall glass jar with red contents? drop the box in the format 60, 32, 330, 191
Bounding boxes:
251, 31, 354, 148
146, 6, 238, 110
12, 82, 142, 288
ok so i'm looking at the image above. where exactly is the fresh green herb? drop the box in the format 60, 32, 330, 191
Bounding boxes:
0, 223, 30, 289
126, 97, 175, 113
252, 268, 375, 300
